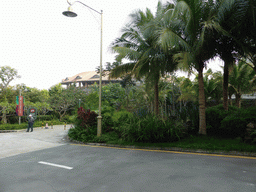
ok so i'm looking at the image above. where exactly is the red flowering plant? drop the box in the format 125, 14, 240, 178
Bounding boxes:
77, 107, 98, 130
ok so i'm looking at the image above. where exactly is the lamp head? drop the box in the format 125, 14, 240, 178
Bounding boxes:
62, 6, 77, 17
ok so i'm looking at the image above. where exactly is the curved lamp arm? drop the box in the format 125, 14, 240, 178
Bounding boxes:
66, 0, 102, 15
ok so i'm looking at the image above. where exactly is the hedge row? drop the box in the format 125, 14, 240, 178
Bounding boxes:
0, 120, 65, 130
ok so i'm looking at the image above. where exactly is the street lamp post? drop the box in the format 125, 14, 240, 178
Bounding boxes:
78, 99, 81, 108
63, 0, 103, 136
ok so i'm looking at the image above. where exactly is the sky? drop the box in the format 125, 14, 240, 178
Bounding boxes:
1, 0, 222, 90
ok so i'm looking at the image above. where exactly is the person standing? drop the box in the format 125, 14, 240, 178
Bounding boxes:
27, 114, 34, 132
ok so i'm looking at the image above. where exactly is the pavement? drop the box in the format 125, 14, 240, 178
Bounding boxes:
0, 125, 71, 159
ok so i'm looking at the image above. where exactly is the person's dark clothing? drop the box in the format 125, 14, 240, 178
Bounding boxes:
27, 116, 34, 132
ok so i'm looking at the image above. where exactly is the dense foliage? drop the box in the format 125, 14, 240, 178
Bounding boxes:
68, 107, 185, 143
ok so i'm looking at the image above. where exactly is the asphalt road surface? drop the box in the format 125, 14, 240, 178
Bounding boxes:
0, 126, 256, 192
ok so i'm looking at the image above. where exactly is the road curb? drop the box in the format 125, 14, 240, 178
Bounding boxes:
0, 130, 18, 133
1, 125, 68, 133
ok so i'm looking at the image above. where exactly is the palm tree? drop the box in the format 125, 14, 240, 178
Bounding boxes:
209, 0, 251, 110
156, 0, 217, 135
229, 59, 256, 108
193, 69, 223, 106
110, 3, 177, 115
238, 0, 256, 73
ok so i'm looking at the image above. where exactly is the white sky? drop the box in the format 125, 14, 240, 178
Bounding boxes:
1, 0, 222, 90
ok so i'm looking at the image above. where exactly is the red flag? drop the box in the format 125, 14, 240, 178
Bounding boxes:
18, 96, 24, 116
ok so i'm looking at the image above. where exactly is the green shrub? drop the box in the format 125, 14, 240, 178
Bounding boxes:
62, 115, 77, 124
112, 110, 133, 125
0, 119, 64, 130
102, 112, 114, 133
0, 123, 27, 130
119, 114, 184, 143
68, 125, 97, 142
101, 109, 133, 136
206, 104, 239, 136
220, 107, 256, 138
91, 132, 119, 143
178, 102, 199, 134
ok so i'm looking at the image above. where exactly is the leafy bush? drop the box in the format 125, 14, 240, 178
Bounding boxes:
206, 104, 238, 136
134, 108, 149, 118
76, 107, 98, 129
220, 107, 256, 138
119, 114, 184, 143
178, 102, 199, 134
62, 115, 77, 124
68, 107, 98, 142
112, 110, 133, 125
102, 83, 125, 108
102, 109, 133, 135
102, 112, 114, 133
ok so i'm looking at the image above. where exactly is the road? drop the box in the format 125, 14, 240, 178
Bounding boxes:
0, 126, 256, 192
0, 125, 70, 159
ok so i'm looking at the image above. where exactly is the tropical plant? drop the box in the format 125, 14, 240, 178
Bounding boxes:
119, 114, 184, 143
229, 59, 256, 108
235, 0, 256, 73
156, 0, 218, 134
193, 69, 223, 106
110, 3, 177, 115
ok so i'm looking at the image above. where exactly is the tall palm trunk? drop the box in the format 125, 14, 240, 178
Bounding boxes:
223, 62, 229, 111
154, 81, 159, 116
198, 66, 207, 135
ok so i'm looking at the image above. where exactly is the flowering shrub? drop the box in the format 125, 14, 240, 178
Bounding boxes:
77, 107, 98, 129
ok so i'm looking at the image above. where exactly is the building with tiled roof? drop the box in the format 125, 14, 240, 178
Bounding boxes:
61, 71, 121, 88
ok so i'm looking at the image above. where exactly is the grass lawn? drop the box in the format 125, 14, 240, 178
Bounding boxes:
98, 134, 256, 153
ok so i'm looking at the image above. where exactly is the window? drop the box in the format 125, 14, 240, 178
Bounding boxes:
90, 75, 100, 79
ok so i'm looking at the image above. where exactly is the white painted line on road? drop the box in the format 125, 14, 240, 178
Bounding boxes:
38, 161, 73, 170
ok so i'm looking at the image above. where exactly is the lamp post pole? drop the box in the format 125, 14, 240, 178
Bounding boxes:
78, 99, 81, 108
97, 9, 103, 136
63, 0, 103, 136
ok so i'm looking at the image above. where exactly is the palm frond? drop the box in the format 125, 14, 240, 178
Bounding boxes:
109, 62, 136, 79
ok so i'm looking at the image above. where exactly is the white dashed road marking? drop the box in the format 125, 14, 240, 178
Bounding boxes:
38, 161, 73, 170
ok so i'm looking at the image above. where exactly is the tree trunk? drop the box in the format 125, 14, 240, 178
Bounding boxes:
235, 93, 241, 108
223, 62, 229, 111
154, 81, 159, 116
228, 93, 233, 106
2, 108, 7, 124
198, 67, 207, 135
